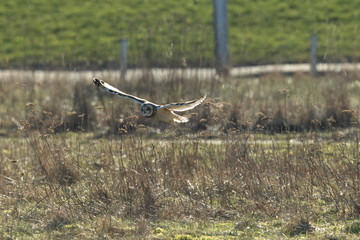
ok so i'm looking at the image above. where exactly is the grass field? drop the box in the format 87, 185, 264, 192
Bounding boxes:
1, 133, 360, 239
1, 0, 360, 68
0, 70, 359, 239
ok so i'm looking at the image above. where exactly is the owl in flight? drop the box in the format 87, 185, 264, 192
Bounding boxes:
93, 78, 206, 123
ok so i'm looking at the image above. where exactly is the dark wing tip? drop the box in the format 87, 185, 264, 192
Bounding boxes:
93, 78, 104, 87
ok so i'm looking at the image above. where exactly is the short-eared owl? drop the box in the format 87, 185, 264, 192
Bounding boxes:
93, 78, 206, 123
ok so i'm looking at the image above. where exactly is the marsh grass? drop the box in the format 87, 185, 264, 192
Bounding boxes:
0, 70, 359, 136
0, 70, 359, 238
1, 130, 359, 238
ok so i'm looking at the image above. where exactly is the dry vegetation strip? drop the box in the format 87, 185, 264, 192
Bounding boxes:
0, 71, 359, 238
0, 132, 359, 238
0, 70, 359, 136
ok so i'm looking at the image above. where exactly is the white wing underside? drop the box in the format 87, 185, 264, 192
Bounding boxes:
159, 95, 207, 112
93, 78, 206, 123
94, 78, 154, 105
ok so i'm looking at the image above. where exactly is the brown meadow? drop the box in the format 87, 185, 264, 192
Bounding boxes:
0, 70, 359, 239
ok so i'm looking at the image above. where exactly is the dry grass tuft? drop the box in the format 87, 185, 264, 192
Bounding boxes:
0, 71, 359, 136
45, 212, 72, 231
346, 221, 360, 234
284, 218, 314, 237
28, 133, 79, 186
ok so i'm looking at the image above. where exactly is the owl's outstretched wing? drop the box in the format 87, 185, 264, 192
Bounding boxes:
93, 78, 149, 105
159, 95, 206, 112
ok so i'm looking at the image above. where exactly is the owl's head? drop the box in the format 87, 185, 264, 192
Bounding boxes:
140, 104, 157, 117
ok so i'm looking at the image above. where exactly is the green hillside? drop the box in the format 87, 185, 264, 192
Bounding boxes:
1, 0, 360, 69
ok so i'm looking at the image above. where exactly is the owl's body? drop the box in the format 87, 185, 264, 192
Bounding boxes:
93, 78, 206, 123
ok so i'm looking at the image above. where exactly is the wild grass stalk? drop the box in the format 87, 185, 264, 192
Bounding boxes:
0, 71, 358, 136
0, 70, 359, 238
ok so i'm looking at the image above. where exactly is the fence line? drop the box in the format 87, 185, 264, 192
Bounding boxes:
1, 63, 359, 82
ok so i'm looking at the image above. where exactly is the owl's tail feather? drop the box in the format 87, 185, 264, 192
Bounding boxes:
154, 108, 189, 123
173, 114, 189, 123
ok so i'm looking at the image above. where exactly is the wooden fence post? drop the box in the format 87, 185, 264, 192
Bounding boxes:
213, 0, 230, 76
310, 34, 317, 77
120, 38, 128, 80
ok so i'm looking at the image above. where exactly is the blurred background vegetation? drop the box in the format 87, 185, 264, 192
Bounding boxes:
1, 0, 359, 69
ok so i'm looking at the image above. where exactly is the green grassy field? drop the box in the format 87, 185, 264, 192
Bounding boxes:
0, 71, 359, 239
1, 0, 360, 69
